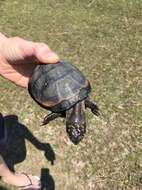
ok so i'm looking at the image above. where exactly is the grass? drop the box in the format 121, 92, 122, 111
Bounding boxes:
0, 0, 142, 189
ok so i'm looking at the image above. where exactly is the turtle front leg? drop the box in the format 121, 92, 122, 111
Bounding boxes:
41, 112, 61, 126
85, 98, 100, 116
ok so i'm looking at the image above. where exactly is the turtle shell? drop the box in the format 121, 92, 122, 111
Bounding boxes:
28, 61, 91, 112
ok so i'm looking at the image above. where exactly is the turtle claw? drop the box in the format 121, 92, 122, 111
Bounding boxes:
41, 113, 61, 126
40, 120, 48, 126
85, 99, 100, 116
91, 103, 100, 116
91, 107, 100, 116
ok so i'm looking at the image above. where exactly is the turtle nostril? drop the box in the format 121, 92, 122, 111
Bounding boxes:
44, 82, 49, 87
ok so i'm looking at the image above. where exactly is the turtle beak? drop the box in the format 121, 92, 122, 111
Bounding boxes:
66, 123, 86, 145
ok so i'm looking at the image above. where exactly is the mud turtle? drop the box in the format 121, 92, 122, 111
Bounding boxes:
28, 61, 99, 144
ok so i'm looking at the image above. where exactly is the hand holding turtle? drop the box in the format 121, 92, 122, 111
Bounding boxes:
0, 33, 59, 88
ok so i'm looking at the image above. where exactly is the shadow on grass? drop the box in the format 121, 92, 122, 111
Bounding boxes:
0, 186, 9, 190
2, 115, 55, 189
40, 168, 55, 190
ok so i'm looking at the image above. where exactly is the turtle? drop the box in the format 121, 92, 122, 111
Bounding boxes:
28, 61, 99, 144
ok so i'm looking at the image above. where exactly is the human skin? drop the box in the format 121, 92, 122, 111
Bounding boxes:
0, 33, 59, 88
0, 32, 59, 188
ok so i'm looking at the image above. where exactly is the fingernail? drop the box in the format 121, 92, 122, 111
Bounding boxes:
45, 52, 58, 58
43, 52, 59, 63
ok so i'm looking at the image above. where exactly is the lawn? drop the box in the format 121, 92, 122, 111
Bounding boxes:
0, 0, 142, 189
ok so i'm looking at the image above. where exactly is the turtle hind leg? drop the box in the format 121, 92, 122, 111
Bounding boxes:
41, 112, 61, 126
85, 98, 100, 116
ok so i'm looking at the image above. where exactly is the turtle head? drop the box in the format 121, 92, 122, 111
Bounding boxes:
66, 122, 86, 145
66, 101, 86, 145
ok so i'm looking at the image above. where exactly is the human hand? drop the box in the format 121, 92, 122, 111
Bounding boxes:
0, 34, 59, 88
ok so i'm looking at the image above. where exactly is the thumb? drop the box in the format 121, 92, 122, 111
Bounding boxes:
34, 42, 59, 64
0, 37, 59, 64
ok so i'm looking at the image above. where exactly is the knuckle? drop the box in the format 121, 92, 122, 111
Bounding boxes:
36, 42, 50, 50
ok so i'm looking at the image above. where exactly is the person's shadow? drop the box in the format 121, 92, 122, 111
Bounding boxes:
0, 186, 9, 190
40, 168, 55, 190
2, 115, 55, 190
